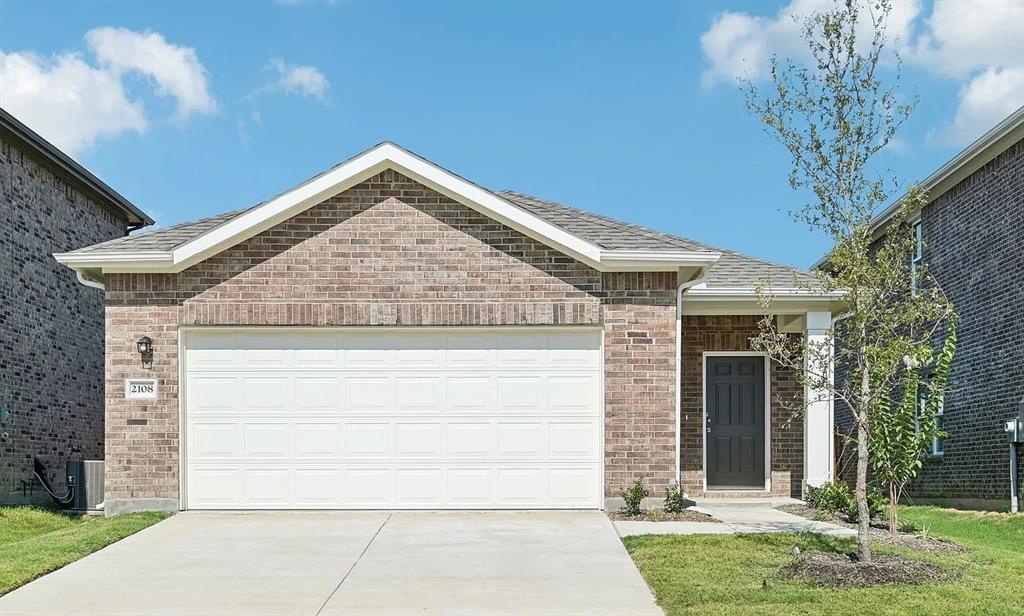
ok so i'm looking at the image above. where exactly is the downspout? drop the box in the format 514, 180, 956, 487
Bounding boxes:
676, 269, 709, 492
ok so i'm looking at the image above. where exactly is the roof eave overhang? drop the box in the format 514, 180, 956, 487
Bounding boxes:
813, 106, 1024, 271
682, 286, 846, 315
54, 141, 724, 278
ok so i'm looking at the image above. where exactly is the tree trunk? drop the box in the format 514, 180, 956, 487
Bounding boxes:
856, 369, 872, 561
889, 484, 898, 533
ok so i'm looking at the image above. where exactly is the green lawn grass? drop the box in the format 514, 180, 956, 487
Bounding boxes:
0, 507, 168, 595
623, 506, 1024, 616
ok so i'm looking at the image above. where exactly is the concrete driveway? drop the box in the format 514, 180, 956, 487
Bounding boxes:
0, 511, 661, 616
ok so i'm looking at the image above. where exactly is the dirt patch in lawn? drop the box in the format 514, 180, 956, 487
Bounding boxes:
779, 551, 948, 587
777, 504, 966, 554
609, 509, 721, 523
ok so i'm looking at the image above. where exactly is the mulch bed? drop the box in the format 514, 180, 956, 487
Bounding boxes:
779, 551, 948, 587
777, 503, 967, 554
608, 509, 721, 523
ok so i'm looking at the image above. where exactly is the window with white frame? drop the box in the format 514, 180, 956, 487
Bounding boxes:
911, 220, 922, 292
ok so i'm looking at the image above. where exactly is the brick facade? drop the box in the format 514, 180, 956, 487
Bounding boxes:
1, 135, 128, 503
103, 170, 679, 510
680, 315, 804, 498
836, 138, 1023, 506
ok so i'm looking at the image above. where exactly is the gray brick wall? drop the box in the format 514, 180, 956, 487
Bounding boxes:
0, 135, 128, 503
836, 138, 1024, 505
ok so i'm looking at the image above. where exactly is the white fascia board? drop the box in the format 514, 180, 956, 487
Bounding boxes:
53, 142, 724, 274
53, 251, 174, 270
597, 250, 720, 271
686, 286, 843, 299
168, 142, 609, 271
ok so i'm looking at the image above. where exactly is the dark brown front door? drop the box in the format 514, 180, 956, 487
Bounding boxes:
706, 355, 766, 489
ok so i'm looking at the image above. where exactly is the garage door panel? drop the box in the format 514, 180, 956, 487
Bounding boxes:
294, 468, 344, 505
496, 332, 547, 367
549, 331, 601, 367
190, 422, 242, 459
496, 377, 545, 412
185, 329, 602, 510
548, 376, 598, 412
243, 423, 291, 458
345, 423, 392, 458
446, 376, 493, 412
395, 423, 444, 457
189, 376, 240, 414
294, 422, 343, 458
396, 469, 444, 506
345, 376, 393, 412
240, 335, 292, 367
446, 468, 496, 506
395, 376, 442, 413
243, 376, 291, 413
189, 468, 242, 507
293, 376, 339, 413
549, 468, 600, 505
498, 422, 547, 457
549, 421, 600, 458
498, 468, 546, 505
243, 469, 291, 505
445, 332, 497, 367
447, 422, 497, 457
347, 468, 395, 505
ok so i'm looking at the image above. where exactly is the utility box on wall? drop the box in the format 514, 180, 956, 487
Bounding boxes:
67, 460, 104, 514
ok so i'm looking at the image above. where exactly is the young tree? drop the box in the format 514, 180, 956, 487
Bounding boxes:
744, 0, 956, 561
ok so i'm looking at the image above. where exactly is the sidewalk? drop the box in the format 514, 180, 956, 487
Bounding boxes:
614, 502, 855, 538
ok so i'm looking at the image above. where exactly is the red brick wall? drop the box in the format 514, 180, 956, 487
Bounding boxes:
679, 315, 804, 498
103, 170, 677, 506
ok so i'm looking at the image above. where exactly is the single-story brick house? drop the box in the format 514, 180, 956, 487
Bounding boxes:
55, 143, 842, 515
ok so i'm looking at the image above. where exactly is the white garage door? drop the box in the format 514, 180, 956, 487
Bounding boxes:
183, 328, 603, 509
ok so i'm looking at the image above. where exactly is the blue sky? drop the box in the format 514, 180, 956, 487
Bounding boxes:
1, 1, 1021, 269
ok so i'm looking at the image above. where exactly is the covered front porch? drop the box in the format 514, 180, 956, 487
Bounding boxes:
678, 289, 839, 499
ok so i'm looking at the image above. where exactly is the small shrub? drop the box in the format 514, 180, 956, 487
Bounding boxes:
620, 478, 648, 516
806, 480, 853, 514
845, 485, 888, 522
664, 482, 687, 513
807, 481, 888, 523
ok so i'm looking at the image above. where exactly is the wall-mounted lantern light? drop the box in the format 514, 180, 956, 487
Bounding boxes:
137, 336, 153, 368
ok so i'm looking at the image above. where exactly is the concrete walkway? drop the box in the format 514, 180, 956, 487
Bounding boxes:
614, 503, 855, 538
1, 511, 661, 616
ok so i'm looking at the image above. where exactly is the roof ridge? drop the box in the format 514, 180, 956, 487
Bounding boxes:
499, 190, 812, 278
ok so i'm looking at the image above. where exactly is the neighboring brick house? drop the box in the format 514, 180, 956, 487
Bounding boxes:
830, 107, 1024, 509
0, 108, 152, 504
56, 142, 841, 515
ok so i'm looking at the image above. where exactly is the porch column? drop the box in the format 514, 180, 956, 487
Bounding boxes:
803, 311, 834, 488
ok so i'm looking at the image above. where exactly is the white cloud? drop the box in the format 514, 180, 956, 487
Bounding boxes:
0, 51, 147, 154
86, 27, 216, 117
933, 67, 1024, 145
699, 0, 1024, 146
254, 58, 330, 102
700, 0, 920, 88
0, 27, 215, 155
911, 0, 1024, 78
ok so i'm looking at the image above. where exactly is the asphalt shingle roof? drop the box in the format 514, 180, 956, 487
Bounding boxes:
70, 207, 255, 254
65, 185, 813, 289
498, 191, 814, 289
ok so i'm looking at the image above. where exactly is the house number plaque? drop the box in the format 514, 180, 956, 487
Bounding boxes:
125, 378, 158, 399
